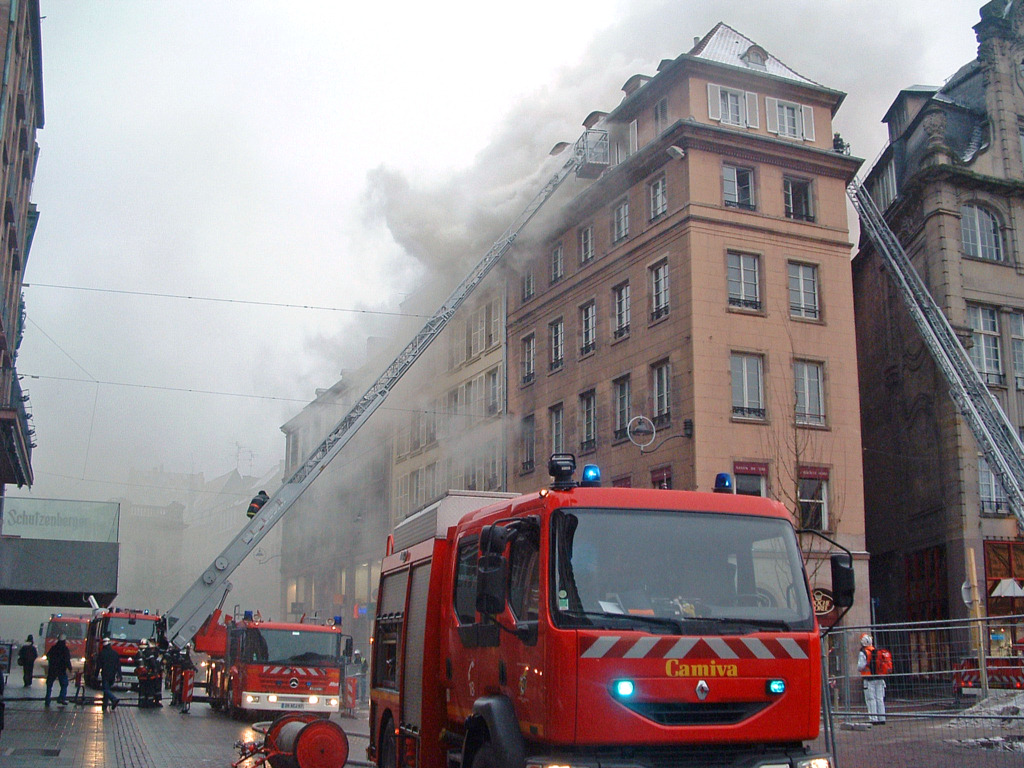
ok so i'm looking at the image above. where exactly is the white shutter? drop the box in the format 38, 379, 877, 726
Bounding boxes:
745, 92, 759, 128
765, 97, 779, 134
707, 83, 721, 121
802, 104, 816, 141
629, 119, 638, 154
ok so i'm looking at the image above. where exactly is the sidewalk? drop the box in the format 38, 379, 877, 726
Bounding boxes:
1, 677, 371, 768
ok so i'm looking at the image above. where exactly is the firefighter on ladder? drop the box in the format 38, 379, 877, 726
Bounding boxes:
858, 633, 886, 724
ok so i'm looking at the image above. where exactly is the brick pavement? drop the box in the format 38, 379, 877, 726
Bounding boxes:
1, 677, 371, 768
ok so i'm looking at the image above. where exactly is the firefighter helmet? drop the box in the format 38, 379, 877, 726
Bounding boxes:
860, 633, 873, 647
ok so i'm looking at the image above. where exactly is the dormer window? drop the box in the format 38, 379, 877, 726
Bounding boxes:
742, 46, 768, 71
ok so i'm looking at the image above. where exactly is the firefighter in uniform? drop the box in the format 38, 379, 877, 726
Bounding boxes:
137, 640, 163, 708
857, 633, 886, 724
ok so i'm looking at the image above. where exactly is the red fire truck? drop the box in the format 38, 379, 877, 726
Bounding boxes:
369, 457, 854, 768
193, 607, 352, 719
83, 607, 166, 690
40, 613, 90, 675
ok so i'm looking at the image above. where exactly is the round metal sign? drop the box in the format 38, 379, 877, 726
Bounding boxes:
627, 415, 656, 448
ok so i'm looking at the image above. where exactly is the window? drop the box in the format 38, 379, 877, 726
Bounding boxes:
628, 119, 638, 155
968, 304, 1004, 385
550, 243, 564, 284
649, 176, 667, 219
549, 318, 564, 371
650, 260, 669, 320
783, 177, 814, 222
613, 282, 631, 338
613, 375, 631, 440
508, 530, 540, 624
520, 415, 535, 473
579, 225, 594, 264
979, 456, 1009, 514
723, 165, 755, 210
731, 353, 765, 420
453, 539, 479, 624
798, 468, 829, 530
871, 160, 897, 210
788, 262, 820, 320
485, 367, 502, 415
727, 251, 761, 310
579, 390, 597, 453
654, 98, 669, 135
961, 204, 1004, 262
521, 270, 535, 301
794, 360, 826, 426
734, 472, 766, 496
707, 84, 758, 128
1010, 313, 1024, 389
766, 98, 814, 141
652, 360, 671, 426
549, 404, 564, 455
580, 301, 596, 355
651, 466, 672, 489
521, 334, 535, 384
612, 198, 629, 243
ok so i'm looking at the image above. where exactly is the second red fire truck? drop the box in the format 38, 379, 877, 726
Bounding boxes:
193, 607, 352, 718
82, 606, 166, 690
369, 456, 854, 768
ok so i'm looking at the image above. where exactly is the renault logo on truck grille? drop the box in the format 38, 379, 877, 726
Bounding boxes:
696, 680, 710, 700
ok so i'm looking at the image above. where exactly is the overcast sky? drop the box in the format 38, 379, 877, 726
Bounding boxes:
16, 0, 982, 504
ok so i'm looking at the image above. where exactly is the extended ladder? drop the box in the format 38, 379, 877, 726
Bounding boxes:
165, 129, 610, 646
849, 183, 1024, 531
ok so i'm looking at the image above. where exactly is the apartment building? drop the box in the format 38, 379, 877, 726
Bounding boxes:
0, 0, 42, 493
854, 2, 1024, 623
506, 23, 867, 622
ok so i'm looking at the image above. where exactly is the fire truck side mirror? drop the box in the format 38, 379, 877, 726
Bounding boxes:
476, 552, 507, 616
480, 524, 510, 555
830, 553, 855, 609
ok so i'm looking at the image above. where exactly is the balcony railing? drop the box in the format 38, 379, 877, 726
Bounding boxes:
580, 342, 595, 356
613, 324, 630, 339
729, 296, 762, 311
652, 411, 671, 428
650, 305, 669, 322
733, 406, 766, 420
579, 438, 596, 453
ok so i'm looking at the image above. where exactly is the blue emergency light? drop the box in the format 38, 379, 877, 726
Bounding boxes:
714, 473, 733, 493
613, 679, 636, 698
580, 464, 601, 487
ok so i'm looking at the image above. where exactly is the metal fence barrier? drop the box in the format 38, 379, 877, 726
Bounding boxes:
817, 616, 1024, 767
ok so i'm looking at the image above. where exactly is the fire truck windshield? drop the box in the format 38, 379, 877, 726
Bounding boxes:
105, 617, 161, 643
551, 507, 814, 633
46, 618, 88, 640
241, 629, 342, 665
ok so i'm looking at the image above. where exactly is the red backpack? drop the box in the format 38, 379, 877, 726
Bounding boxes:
871, 647, 893, 676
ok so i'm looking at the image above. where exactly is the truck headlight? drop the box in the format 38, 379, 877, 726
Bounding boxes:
308, 696, 319, 704
329, 698, 339, 707
268, 695, 278, 703
245, 695, 259, 704
795, 758, 832, 768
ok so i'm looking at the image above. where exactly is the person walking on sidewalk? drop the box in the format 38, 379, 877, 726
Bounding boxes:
43, 634, 72, 707
17, 635, 37, 687
97, 639, 120, 712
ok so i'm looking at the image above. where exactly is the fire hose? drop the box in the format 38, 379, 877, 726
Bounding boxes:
234, 713, 349, 768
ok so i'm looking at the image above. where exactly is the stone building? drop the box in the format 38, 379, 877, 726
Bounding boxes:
506, 23, 867, 621
854, 1, 1024, 624
0, 0, 42, 494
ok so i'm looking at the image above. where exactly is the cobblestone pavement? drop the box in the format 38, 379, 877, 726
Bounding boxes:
1, 677, 370, 768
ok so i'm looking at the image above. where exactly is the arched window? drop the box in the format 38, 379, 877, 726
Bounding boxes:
961, 204, 1004, 262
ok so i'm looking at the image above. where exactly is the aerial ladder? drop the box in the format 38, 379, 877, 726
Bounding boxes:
164, 129, 610, 647
849, 182, 1024, 532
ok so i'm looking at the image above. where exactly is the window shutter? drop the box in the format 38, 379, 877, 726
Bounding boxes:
802, 105, 815, 141
765, 97, 779, 134
629, 119, 638, 154
745, 92, 759, 128
707, 83, 721, 121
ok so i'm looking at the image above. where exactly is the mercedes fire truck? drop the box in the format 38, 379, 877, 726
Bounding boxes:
368, 456, 854, 768
193, 607, 352, 718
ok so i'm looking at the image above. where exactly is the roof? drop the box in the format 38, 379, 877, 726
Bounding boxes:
689, 22, 821, 87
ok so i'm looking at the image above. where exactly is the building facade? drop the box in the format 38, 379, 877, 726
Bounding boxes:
854, 1, 1024, 624
506, 24, 867, 621
0, 0, 42, 494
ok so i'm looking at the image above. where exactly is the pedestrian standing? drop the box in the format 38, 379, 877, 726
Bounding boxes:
17, 635, 37, 687
97, 639, 120, 712
857, 632, 886, 724
44, 633, 72, 707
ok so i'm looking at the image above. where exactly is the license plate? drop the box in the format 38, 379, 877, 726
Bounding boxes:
280, 703, 303, 709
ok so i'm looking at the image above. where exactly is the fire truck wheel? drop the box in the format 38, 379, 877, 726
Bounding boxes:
469, 743, 499, 768
379, 718, 397, 768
